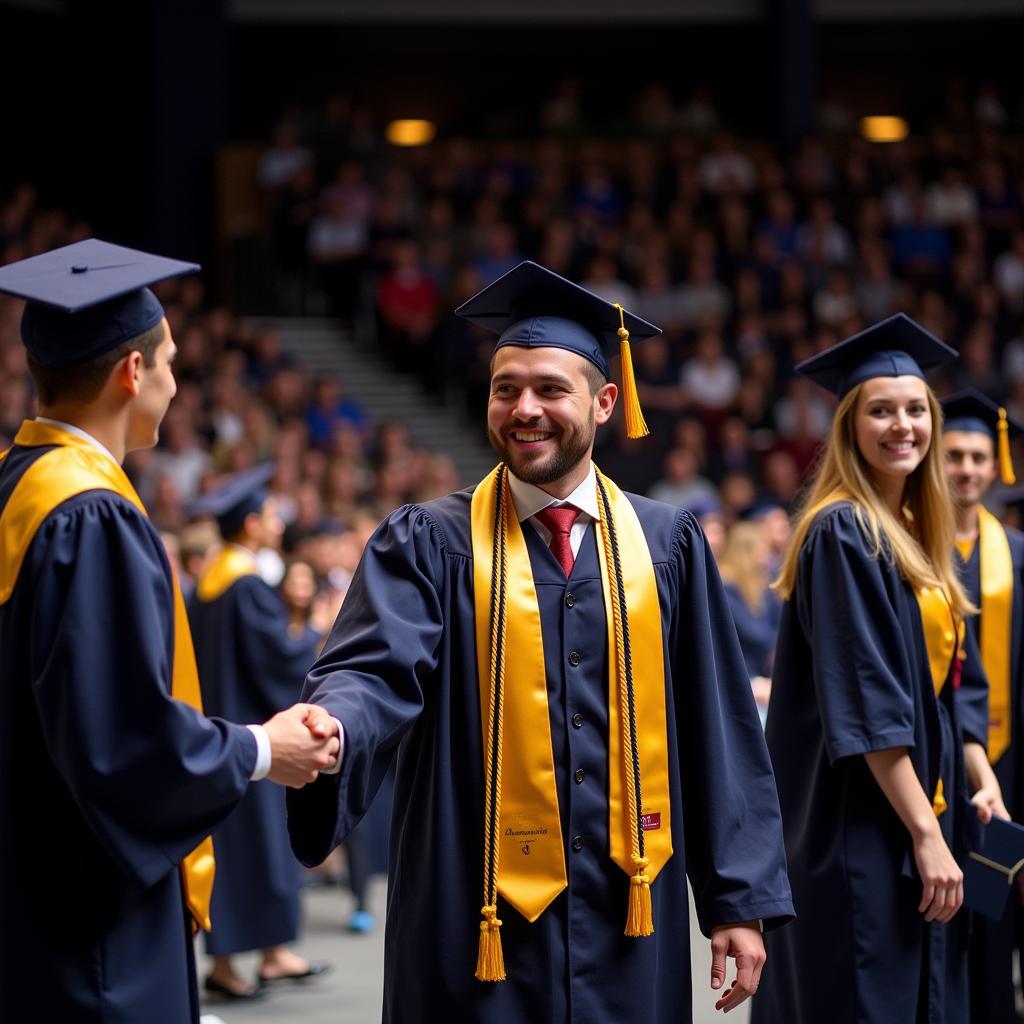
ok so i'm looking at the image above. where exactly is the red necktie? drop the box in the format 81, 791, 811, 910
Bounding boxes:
535, 505, 580, 577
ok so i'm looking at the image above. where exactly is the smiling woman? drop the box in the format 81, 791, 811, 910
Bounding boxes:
755, 314, 1005, 1024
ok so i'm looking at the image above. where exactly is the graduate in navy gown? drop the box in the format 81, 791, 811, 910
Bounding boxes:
289, 262, 794, 1023
717, 518, 782, 724
754, 315, 1008, 1024
0, 241, 340, 1024
188, 466, 329, 999
941, 390, 1024, 1024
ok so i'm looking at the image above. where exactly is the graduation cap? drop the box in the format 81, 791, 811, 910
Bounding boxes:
964, 817, 1024, 920
187, 464, 276, 538
941, 388, 1020, 485
796, 312, 958, 399
0, 238, 199, 369
455, 261, 661, 438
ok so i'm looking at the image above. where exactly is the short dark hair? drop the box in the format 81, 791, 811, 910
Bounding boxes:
488, 350, 609, 398
28, 322, 165, 406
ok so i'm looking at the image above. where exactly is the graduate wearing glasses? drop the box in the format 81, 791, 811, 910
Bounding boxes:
754, 316, 1006, 1024
288, 262, 794, 1022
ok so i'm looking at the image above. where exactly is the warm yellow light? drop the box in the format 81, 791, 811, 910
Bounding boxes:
860, 116, 910, 143
386, 119, 437, 147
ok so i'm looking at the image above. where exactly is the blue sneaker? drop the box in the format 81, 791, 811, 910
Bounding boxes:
347, 910, 376, 934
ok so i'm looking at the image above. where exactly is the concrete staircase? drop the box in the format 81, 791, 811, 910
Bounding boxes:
270, 317, 495, 485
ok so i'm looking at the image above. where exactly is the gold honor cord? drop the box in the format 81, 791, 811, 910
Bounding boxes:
977, 506, 1014, 763
470, 463, 671, 981
968, 851, 1024, 883
0, 421, 216, 932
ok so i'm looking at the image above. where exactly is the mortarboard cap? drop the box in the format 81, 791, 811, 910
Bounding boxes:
964, 817, 1024, 920
455, 261, 661, 438
796, 312, 957, 399
0, 238, 200, 369
187, 464, 275, 538
941, 388, 1020, 485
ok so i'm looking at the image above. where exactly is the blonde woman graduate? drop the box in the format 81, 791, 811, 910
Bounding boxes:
752, 315, 1007, 1024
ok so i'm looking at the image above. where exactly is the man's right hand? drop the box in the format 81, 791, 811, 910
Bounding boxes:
262, 703, 341, 788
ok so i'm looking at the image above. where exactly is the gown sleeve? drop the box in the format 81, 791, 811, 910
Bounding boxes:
29, 493, 257, 892
671, 511, 795, 935
796, 506, 917, 763
234, 575, 322, 713
287, 504, 446, 866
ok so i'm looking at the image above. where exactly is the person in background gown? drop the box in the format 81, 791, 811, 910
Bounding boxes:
753, 314, 1008, 1024
940, 389, 1024, 1024
188, 466, 331, 1000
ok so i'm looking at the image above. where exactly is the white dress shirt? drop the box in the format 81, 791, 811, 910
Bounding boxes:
507, 462, 602, 558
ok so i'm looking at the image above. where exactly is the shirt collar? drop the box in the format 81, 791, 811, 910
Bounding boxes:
35, 417, 120, 467
507, 462, 601, 523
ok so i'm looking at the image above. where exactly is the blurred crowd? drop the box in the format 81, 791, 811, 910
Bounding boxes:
2, 78, 1024, 694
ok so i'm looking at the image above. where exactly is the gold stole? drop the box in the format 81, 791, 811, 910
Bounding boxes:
0, 420, 216, 932
196, 545, 259, 603
915, 585, 965, 816
976, 507, 1014, 763
470, 465, 672, 926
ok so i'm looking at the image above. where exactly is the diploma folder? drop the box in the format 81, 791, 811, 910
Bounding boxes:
965, 817, 1024, 920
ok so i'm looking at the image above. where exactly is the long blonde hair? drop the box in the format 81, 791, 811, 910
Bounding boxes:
774, 380, 975, 617
719, 522, 769, 613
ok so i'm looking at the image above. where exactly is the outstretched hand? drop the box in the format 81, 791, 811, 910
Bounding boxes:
710, 922, 765, 1013
262, 703, 340, 788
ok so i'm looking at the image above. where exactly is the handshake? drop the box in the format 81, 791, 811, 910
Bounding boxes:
260, 703, 341, 788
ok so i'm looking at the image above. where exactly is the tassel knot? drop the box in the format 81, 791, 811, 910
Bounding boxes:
625, 855, 654, 937
475, 904, 506, 982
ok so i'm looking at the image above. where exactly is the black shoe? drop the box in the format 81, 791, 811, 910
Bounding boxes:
257, 960, 332, 985
203, 975, 267, 1001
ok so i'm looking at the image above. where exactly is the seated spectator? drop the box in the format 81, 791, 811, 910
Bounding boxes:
717, 519, 781, 724
680, 328, 740, 417
258, 122, 313, 194
890, 196, 952, 283
308, 192, 369, 318
795, 197, 853, 269
646, 446, 718, 509
376, 240, 441, 382
679, 253, 731, 327
305, 374, 368, 449
700, 132, 757, 194
139, 406, 213, 505
925, 164, 978, 228
994, 230, 1024, 316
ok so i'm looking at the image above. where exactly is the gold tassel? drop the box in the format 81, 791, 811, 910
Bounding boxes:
998, 408, 1016, 485
625, 856, 654, 937
475, 905, 506, 982
613, 304, 649, 440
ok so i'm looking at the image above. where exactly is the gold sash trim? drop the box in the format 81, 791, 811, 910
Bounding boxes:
977, 506, 1013, 763
470, 464, 671, 926
196, 545, 259, 603
1, 420, 216, 931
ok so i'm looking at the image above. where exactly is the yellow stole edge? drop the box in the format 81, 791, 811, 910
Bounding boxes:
196, 545, 260, 603
0, 421, 216, 931
593, 467, 673, 884
977, 506, 1013, 763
